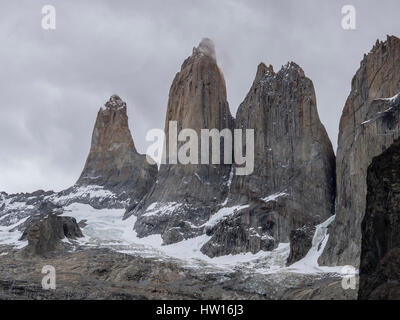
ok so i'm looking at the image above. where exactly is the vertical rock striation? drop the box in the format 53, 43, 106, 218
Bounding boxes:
358, 139, 400, 300
129, 39, 234, 244
320, 35, 400, 267
201, 62, 336, 257
76, 95, 158, 207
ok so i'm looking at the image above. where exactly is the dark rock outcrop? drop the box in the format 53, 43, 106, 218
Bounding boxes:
320, 35, 400, 267
77, 95, 158, 208
358, 139, 400, 300
201, 62, 335, 257
286, 224, 316, 266
129, 39, 234, 244
22, 213, 83, 256
200, 204, 276, 258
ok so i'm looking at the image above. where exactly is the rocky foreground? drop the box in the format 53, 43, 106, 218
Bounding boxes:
0, 244, 355, 300
0, 192, 356, 300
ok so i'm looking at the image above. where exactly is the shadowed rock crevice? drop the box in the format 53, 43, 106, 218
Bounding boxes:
358, 138, 400, 300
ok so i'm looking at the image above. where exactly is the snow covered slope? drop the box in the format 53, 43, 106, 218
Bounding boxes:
1, 192, 347, 276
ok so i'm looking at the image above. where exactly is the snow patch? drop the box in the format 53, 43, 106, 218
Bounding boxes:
361, 119, 373, 125
377, 92, 400, 102
142, 202, 182, 217
58, 203, 284, 270
1, 202, 351, 276
0, 216, 29, 248
262, 192, 288, 203
50, 185, 117, 205
202, 204, 249, 228
0, 197, 34, 212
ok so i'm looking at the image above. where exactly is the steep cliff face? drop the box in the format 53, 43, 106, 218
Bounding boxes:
200, 62, 336, 257
77, 95, 158, 207
129, 39, 234, 244
358, 139, 400, 300
286, 224, 316, 266
0, 96, 158, 235
320, 35, 400, 267
230, 63, 335, 207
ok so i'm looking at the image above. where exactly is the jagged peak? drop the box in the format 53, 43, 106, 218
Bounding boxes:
104, 95, 127, 110
181, 38, 218, 70
178, 38, 227, 89
255, 63, 274, 83
362, 35, 400, 64
256, 61, 306, 86
192, 38, 216, 61
278, 62, 305, 77
372, 35, 399, 52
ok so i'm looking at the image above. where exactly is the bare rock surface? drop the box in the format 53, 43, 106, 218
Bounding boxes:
320, 35, 400, 267
21, 213, 83, 257
201, 62, 336, 257
0, 245, 355, 300
77, 95, 158, 208
130, 39, 234, 244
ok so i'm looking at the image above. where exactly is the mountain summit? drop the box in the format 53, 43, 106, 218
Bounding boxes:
201, 61, 336, 257
128, 39, 234, 244
77, 95, 158, 206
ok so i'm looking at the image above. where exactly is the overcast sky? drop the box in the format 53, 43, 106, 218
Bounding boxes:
0, 0, 399, 193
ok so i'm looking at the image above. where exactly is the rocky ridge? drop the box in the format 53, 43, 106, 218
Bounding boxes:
200, 62, 336, 257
